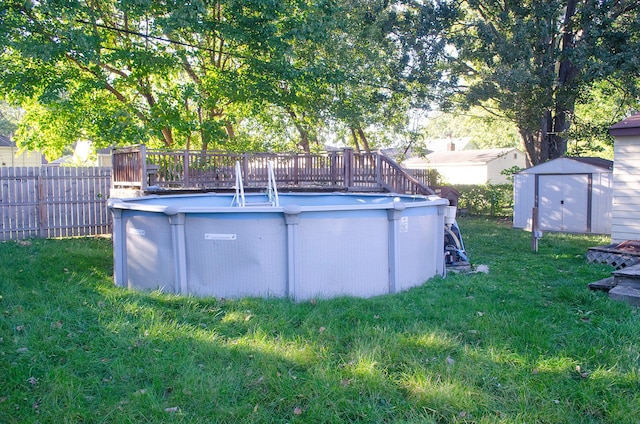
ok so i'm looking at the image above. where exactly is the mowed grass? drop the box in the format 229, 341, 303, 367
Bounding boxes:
1, 217, 639, 423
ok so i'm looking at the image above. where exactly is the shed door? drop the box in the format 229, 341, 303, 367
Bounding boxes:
538, 174, 590, 232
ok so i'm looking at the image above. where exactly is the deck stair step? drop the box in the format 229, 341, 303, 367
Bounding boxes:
607, 264, 640, 306
587, 276, 616, 292
612, 264, 640, 288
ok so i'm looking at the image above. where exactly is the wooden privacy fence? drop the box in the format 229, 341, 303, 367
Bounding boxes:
0, 167, 111, 240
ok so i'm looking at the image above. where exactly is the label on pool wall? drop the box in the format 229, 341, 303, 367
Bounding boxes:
128, 228, 145, 236
399, 216, 409, 232
205, 233, 237, 241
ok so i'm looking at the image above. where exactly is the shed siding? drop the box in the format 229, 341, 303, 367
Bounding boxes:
513, 173, 535, 229
611, 136, 640, 243
513, 157, 612, 234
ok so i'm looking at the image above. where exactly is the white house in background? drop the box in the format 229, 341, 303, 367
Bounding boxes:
0, 135, 44, 167
609, 114, 640, 243
402, 147, 527, 184
425, 137, 471, 152
513, 157, 613, 234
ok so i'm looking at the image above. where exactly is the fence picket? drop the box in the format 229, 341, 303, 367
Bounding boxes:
0, 166, 112, 240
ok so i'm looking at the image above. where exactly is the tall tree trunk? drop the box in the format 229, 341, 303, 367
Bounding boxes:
286, 108, 311, 153
350, 128, 361, 152
356, 128, 371, 153
225, 121, 236, 138
160, 127, 174, 147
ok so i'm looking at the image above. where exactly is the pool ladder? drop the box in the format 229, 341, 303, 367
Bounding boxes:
232, 160, 279, 207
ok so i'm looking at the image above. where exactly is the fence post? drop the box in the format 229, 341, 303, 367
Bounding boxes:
37, 169, 47, 238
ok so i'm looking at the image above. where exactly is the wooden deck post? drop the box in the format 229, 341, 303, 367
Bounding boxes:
343, 148, 354, 190
182, 149, 190, 187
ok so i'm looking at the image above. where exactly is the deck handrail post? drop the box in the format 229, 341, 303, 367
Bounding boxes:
140, 145, 148, 190
330, 151, 338, 187
243, 153, 250, 185
343, 148, 354, 190
183, 149, 190, 187
376, 152, 382, 190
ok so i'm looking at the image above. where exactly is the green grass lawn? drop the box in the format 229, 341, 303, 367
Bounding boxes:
1, 217, 638, 423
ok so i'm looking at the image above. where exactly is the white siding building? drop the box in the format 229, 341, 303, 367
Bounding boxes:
610, 114, 640, 243
513, 157, 613, 234
402, 148, 527, 185
0, 135, 44, 167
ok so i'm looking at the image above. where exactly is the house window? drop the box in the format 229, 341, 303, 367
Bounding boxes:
514, 153, 518, 159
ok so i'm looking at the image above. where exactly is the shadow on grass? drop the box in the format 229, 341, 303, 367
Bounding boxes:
1, 223, 638, 423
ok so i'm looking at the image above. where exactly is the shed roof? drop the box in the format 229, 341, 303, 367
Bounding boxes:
568, 156, 613, 170
518, 156, 613, 174
610, 113, 640, 137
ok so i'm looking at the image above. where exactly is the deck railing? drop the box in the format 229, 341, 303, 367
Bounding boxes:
112, 146, 434, 196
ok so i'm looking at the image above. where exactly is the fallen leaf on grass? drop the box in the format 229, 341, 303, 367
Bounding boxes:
165, 406, 180, 413
293, 407, 303, 415
446, 356, 455, 365
16, 347, 29, 353
318, 326, 325, 334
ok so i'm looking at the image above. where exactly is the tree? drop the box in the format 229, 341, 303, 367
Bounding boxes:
0, 0, 336, 156
421, 106, 521, 149
0, 100, 23, 137
447, 0, 640, 165
1, 0, 459, 157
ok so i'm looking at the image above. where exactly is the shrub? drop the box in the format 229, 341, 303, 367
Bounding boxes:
454, 183, 513, 217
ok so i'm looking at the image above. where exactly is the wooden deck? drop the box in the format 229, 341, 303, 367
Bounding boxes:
587, 241, 640, 270
112, 146, 435, 196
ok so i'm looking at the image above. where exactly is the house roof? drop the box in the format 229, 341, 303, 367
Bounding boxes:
0, 135, 15, 147
610, 113, 640, 137
423, 148, 521, 165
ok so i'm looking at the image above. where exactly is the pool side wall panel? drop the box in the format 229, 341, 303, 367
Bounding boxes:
294, 210, 390, 300
109, 194, 448, 300
122, 211, 176, 293
396, 207, 445, 291
183, 213, 288, 298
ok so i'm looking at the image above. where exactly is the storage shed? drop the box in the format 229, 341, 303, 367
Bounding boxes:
609, 114, 640, 243
513, 156, 613, 234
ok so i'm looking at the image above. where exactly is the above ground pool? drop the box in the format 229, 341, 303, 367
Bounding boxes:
108, 192, 448, 301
